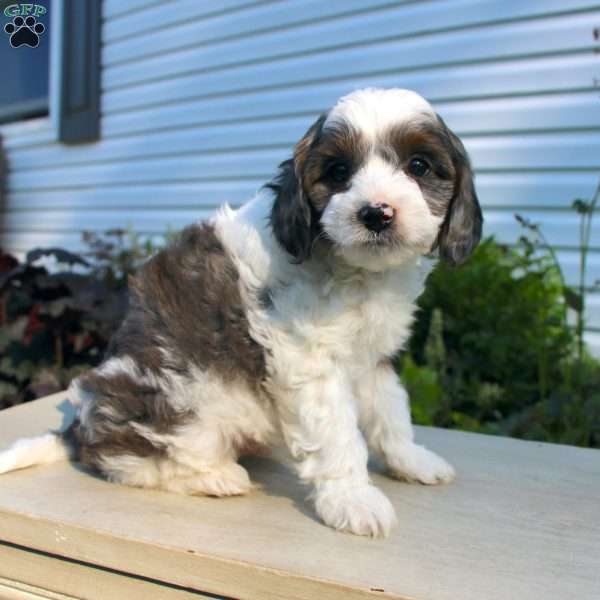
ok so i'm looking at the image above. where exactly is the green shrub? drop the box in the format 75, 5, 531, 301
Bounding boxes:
402, 237, 600, 448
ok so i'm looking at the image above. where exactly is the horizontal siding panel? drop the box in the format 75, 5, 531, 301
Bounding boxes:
6, 150, 284, 190
0, 118, 54, 150
4, 183, 261, 210
3, 209, 214, 233
8, 131, 600, 179
466, 132, 600, 171
5, 174, 598, 211
475, 173, 600, 209
103, 0, 270, 42
103, 0, 412, 65
103, 0, 166, 21
440, 92, 600, 134
102, 52, 599, 117
584, 294, 600, 330
102, 0, 600, 68
585, 331, 600, 355
7, 116, 309, 170
101, 91, 600, 140
556, 250, 600, 288
101, 12, 595, 93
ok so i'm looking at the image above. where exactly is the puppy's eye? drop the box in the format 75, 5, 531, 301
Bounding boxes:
408, 157, 431, 177
328, 162, 350, 183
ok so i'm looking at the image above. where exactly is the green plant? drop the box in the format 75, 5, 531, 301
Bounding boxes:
516, 182, 599, 366
403, 203, 600, 447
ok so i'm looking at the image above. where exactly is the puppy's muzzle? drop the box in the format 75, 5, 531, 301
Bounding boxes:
357, 203, 395, 233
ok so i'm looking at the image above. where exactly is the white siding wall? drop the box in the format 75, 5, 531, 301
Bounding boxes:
1, 0, 599, 349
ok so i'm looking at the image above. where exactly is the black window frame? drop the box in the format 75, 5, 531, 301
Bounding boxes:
57, 0, 101, 143
0, 97, 49, 124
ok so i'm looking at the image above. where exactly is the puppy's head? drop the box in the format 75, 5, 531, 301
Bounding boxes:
269, 88, 482, 269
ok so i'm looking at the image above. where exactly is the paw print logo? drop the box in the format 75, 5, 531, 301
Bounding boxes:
4, 16, 45, 48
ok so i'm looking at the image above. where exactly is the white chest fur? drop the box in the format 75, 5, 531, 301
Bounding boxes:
270, 263, 424, 365
214, 194, 433, 384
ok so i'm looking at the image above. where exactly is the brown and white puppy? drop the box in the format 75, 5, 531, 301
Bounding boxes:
0, 89, 482, 537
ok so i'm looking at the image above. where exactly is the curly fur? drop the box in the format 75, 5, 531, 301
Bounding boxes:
0, 89, 482, 537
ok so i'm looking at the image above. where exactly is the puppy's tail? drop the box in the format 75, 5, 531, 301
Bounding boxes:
0, 428, 76, 475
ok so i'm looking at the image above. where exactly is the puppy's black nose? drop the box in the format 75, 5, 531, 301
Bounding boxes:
357, 203, 394, 233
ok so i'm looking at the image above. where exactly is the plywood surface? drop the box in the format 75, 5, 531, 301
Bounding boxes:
0, 542, 217, 600
0, 393, 598, 600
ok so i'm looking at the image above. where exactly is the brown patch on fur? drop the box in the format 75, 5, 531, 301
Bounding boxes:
383, 116, 481, 264
64, 417, 164, 471
302, 120, 368, 211
115, 223, 266, 384
82, 370, 187, 434
69, 223, 267, 471
106, 309, 166, 374
236, 437, 271, 458
269, 117, 368, 262
67, 368, 191, 471
382, 120, 457, 217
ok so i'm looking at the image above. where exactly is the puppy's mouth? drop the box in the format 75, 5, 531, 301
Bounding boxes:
363, 228, 398, 247
320, 219, 402, 251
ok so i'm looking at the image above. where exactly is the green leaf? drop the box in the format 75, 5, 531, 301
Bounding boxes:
27, 247, 89, 267
400, 356, 443, 426
0, 317, 28, 350
0, 357, 35, 383
563, 287, 583, 312
572, 198, 591, 214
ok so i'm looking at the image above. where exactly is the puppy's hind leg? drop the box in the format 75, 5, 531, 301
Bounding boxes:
98, 445, 254, 497
74, 358, 261, 498
162, 462, 253, 497
140, 413, 258, 497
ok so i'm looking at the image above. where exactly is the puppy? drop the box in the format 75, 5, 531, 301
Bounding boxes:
0, 88, 482, 537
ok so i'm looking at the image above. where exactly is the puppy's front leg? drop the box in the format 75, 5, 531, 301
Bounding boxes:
356, 361, 455, 485
276, 373, 397, 537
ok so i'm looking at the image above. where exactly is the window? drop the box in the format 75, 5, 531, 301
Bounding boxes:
0, 0, 100, 143
0, 0, 51, 123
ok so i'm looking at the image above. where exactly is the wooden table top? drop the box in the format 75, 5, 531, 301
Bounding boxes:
0, 392, 598, 600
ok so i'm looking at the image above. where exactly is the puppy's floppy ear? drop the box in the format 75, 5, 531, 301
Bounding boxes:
268, 114, 327, 263
435, 115, 483, 266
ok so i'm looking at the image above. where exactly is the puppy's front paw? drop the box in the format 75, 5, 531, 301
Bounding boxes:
388, 443, 455, 485
314, 481, 397, 537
